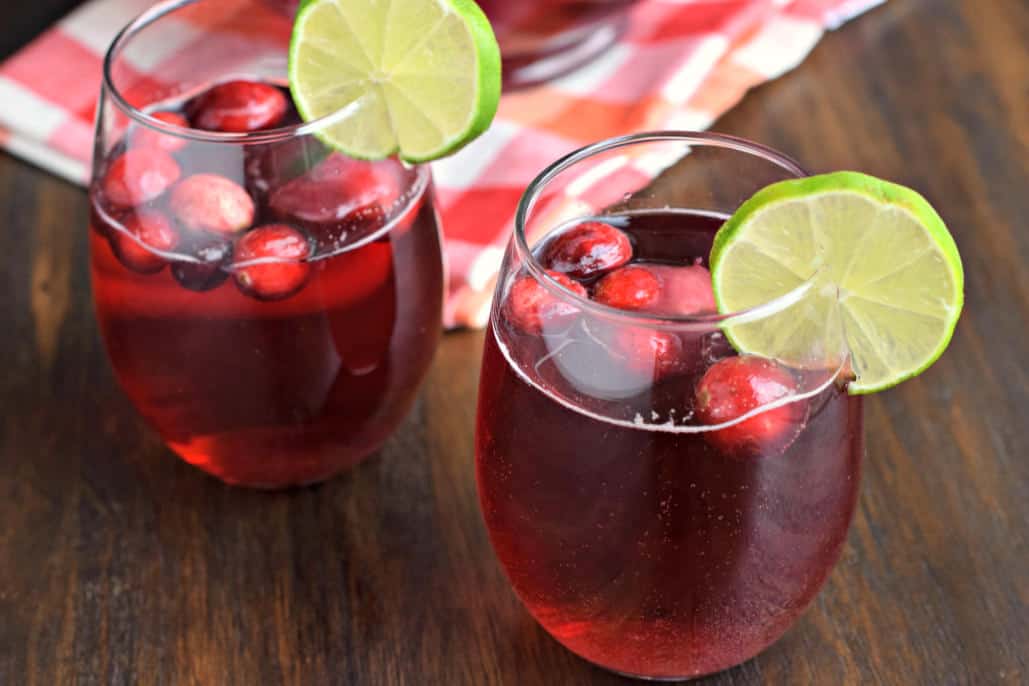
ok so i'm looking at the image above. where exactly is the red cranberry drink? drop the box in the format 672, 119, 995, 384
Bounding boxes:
479, 210, 862, 679
91, 81, 443, 487
92, 0, 501, 487
476, 134, 964, 679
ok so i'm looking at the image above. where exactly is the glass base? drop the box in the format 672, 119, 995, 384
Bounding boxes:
606, 667, 720, 683
171, 439, 380, 490
592, 656, 746, 683
562, 623, 765, 683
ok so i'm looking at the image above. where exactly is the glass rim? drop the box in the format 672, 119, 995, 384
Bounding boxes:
103, 0, 378, 146
513, 130, 812, 329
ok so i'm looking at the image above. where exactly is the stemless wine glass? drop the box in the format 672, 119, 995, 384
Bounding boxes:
90, 0, 444, 488
263, 0, 641, 88
476, 132, 862, 680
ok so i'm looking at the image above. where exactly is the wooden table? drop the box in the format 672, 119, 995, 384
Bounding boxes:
1, 0, 1026, 683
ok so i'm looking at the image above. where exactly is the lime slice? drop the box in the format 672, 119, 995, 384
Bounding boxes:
289, 0, 501, 162
710, 171, 963, 395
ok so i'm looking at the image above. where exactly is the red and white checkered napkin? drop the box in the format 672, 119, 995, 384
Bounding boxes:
0, 0, 882, 328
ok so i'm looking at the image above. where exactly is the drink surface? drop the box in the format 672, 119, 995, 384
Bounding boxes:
91, 81, 444, 487
476, 210, 863, 679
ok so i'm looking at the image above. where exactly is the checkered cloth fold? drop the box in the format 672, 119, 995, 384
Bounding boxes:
0, 0, 882, 328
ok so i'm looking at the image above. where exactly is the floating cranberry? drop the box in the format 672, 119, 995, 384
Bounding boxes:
131, 111, 189, 153
593, 265, 662, 311
540, 221, 632, 279
610, 327, 688, 383
695, 355, 807, 458
648, 264, 716, 316
504, 271, 588, 335
269, 154, 402, 247
108, 210, 180, 274
233, 225, 313, 301
189, 80, 289, 133
171, 234, 233, 292
102, 148, 181, 207
169, 174, 255, 235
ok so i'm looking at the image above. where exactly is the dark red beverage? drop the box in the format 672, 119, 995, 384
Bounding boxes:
476, 210, 863, 679
90, 80, 444, 487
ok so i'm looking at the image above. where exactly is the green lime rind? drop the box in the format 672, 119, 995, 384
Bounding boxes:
710, 171, 964, 395
288, 0, 501, 163
421, 0, 502, 162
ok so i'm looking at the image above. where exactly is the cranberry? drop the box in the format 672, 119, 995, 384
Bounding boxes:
695, 355, 807, 458
102, 148, 181, 207
550, 321, 686, 399
188, 80, 289, 133
169, 174, 255, 235
233, 225, 313, 300
171, 234, 233, 292
269, 154, 401, 246
593, 265, 661, 311
540, 221, 632, 279
131, 111, 189, 152
108, 210, 180, 274
504, 270, 588, 335
609, 327, 688, 382
648, 264, 716, 316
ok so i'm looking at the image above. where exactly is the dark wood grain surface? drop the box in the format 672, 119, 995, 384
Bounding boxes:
1, 0, 1027, 684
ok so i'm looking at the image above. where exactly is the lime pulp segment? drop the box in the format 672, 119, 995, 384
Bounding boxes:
710, 171, 964, 394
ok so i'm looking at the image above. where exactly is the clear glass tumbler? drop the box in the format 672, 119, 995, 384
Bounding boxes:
90, 0, 444, 488
476, 132, 863, 680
